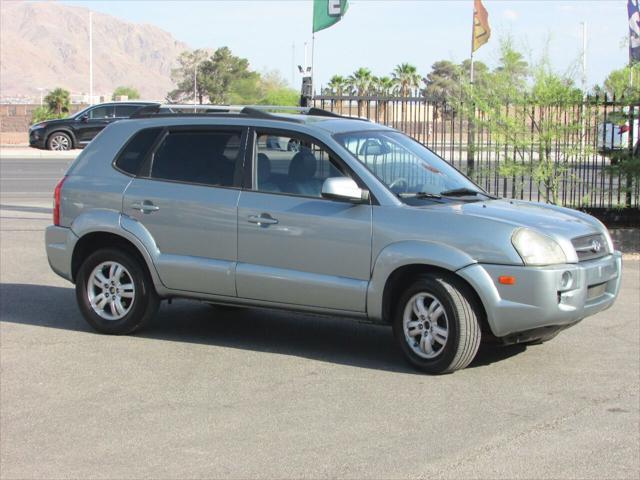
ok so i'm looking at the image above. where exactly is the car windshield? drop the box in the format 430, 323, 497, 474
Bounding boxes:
334, 130, 487, 202
70, 105, 92, 119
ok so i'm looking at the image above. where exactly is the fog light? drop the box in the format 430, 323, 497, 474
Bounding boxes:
560, 271, 573, 289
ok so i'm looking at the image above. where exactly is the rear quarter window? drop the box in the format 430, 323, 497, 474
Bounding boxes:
114, 128, 163, 176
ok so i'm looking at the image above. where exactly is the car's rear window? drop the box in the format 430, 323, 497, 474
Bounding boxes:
114, 128, 163, 175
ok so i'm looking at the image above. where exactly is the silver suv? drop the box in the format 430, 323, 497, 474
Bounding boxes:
45, 106, 622, 374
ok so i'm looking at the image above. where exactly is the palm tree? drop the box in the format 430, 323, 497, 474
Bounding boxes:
45, 88, 71, 115
392, 63, 421, 124
348, 68, 373, 116
374, 76, 396, 123
392, 63, 421, 97
347, 67, 373, 96
327, 75, 347, 96
326, 75, 347, 113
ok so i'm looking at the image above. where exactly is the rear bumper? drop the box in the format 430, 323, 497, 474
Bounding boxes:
45, 225, 78, 282
458, 252, 622, 338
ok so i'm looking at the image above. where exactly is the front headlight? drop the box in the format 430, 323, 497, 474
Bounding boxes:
511, 228, 567, 266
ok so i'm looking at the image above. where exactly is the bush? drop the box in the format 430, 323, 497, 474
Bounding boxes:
31, 106, 65, 124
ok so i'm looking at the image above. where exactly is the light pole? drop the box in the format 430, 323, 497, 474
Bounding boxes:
36, 87, 46, 106
89, 11, 93, 105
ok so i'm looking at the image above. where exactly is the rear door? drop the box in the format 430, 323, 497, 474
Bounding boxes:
122, 126, 247, 296
236, 128, 372, 312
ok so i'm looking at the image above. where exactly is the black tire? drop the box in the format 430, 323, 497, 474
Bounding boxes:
75, 248, 159, 335
47, 131, 72, 151
392, 273, 481, 374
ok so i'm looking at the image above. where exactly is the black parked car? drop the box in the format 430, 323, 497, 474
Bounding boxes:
29, 102, 158, 151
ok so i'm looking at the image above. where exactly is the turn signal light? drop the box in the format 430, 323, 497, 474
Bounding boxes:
498, 275, 515, 285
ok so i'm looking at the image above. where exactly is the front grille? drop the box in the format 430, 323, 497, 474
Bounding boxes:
572, 234, 609, 262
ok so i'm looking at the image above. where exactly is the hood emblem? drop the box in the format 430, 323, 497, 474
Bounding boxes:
590, 239, 602, 253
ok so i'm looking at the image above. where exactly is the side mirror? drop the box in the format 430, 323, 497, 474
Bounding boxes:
79, 114, 89, 122
321, 177, 370, 203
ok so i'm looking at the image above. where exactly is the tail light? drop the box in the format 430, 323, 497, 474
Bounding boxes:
53, 176, 67, 226
619, 125, 631, 134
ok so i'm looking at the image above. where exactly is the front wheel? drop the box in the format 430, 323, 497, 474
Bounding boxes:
47, 132, 72, 151
75, 248, 159, 335
392, 273, 481, 374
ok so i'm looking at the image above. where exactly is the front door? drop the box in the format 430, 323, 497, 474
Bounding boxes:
236, 129, 372, 312
123, 126, 247, 296
75, 104, 115, 144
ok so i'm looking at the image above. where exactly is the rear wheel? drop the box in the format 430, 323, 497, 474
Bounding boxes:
47, 132, 72, 151
75, 248, 159, 334
392, 273, 481, 374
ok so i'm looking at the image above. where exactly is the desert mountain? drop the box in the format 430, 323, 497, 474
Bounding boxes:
0, 1, 189, 101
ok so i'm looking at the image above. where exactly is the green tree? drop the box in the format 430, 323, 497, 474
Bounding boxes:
602, 64, 640, 101
44, 88, 70, 115
466, 41, 583, 204
168, 49, 210, 104
200, 47, 254, 104
422, 60, 463, 103
392, 63, 420, 97
112, 86, 140, 100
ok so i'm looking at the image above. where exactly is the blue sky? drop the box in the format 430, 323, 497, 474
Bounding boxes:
62, 0, 631, 90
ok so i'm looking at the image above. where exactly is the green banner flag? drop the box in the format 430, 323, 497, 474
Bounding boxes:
313, 0, 348, 33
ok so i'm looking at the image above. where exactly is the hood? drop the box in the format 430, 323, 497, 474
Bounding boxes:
30, 118, 71, 129
456, 200, 601, 239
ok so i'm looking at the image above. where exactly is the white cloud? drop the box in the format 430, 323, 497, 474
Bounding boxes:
502, 9, 519, 21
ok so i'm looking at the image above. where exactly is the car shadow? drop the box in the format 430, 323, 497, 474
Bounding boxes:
0, 283, 528, 374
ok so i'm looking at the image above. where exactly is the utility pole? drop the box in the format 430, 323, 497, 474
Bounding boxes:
89, 12, 93, 105
194, 59, 197, 106
581, 22, 588, 94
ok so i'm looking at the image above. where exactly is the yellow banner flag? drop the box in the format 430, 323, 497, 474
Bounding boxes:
472, 0, 491, 53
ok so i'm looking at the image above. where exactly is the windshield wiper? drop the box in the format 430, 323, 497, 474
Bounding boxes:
398, 192, 442, 199
439, 188, 497, 199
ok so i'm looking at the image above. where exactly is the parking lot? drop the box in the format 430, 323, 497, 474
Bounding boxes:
1, 155, 639, 479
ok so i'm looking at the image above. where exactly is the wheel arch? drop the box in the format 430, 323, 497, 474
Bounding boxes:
46, 128, 77, 149
70, 229, 165, 298
367, 241, 491, 335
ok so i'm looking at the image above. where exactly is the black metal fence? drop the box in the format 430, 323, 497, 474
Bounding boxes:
313, 94, 639, 209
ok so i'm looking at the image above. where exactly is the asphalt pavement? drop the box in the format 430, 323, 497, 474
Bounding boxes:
0, 155, 639, 479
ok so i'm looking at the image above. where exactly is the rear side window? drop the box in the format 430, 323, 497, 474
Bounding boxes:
114, 128, 162, 175
115, 105, 142, 118
150, 130, 242, 187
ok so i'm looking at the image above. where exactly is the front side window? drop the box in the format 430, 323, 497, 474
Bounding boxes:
89, 105, 115, 119
254, 132, 348, 197
150, 130, 241, 187
335, 130, 485, 202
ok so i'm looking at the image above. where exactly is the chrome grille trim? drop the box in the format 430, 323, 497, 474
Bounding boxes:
572, 234, 609, 262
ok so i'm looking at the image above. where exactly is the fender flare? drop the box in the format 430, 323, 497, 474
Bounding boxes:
70, 209, 166, 292
367, 240, 477, 322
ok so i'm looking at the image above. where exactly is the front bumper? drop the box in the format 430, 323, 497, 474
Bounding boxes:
458, 252, 622, 338
45, 225, 78, 282
28, 128, 47, 149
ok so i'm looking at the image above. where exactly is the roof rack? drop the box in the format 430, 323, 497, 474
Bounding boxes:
129, 104, 368, 123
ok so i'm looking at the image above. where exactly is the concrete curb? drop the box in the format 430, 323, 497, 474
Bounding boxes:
0, 147, 78, 160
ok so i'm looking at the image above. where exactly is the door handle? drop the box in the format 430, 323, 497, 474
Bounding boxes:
130, 201, 160, 214
248, 214, 278, 226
